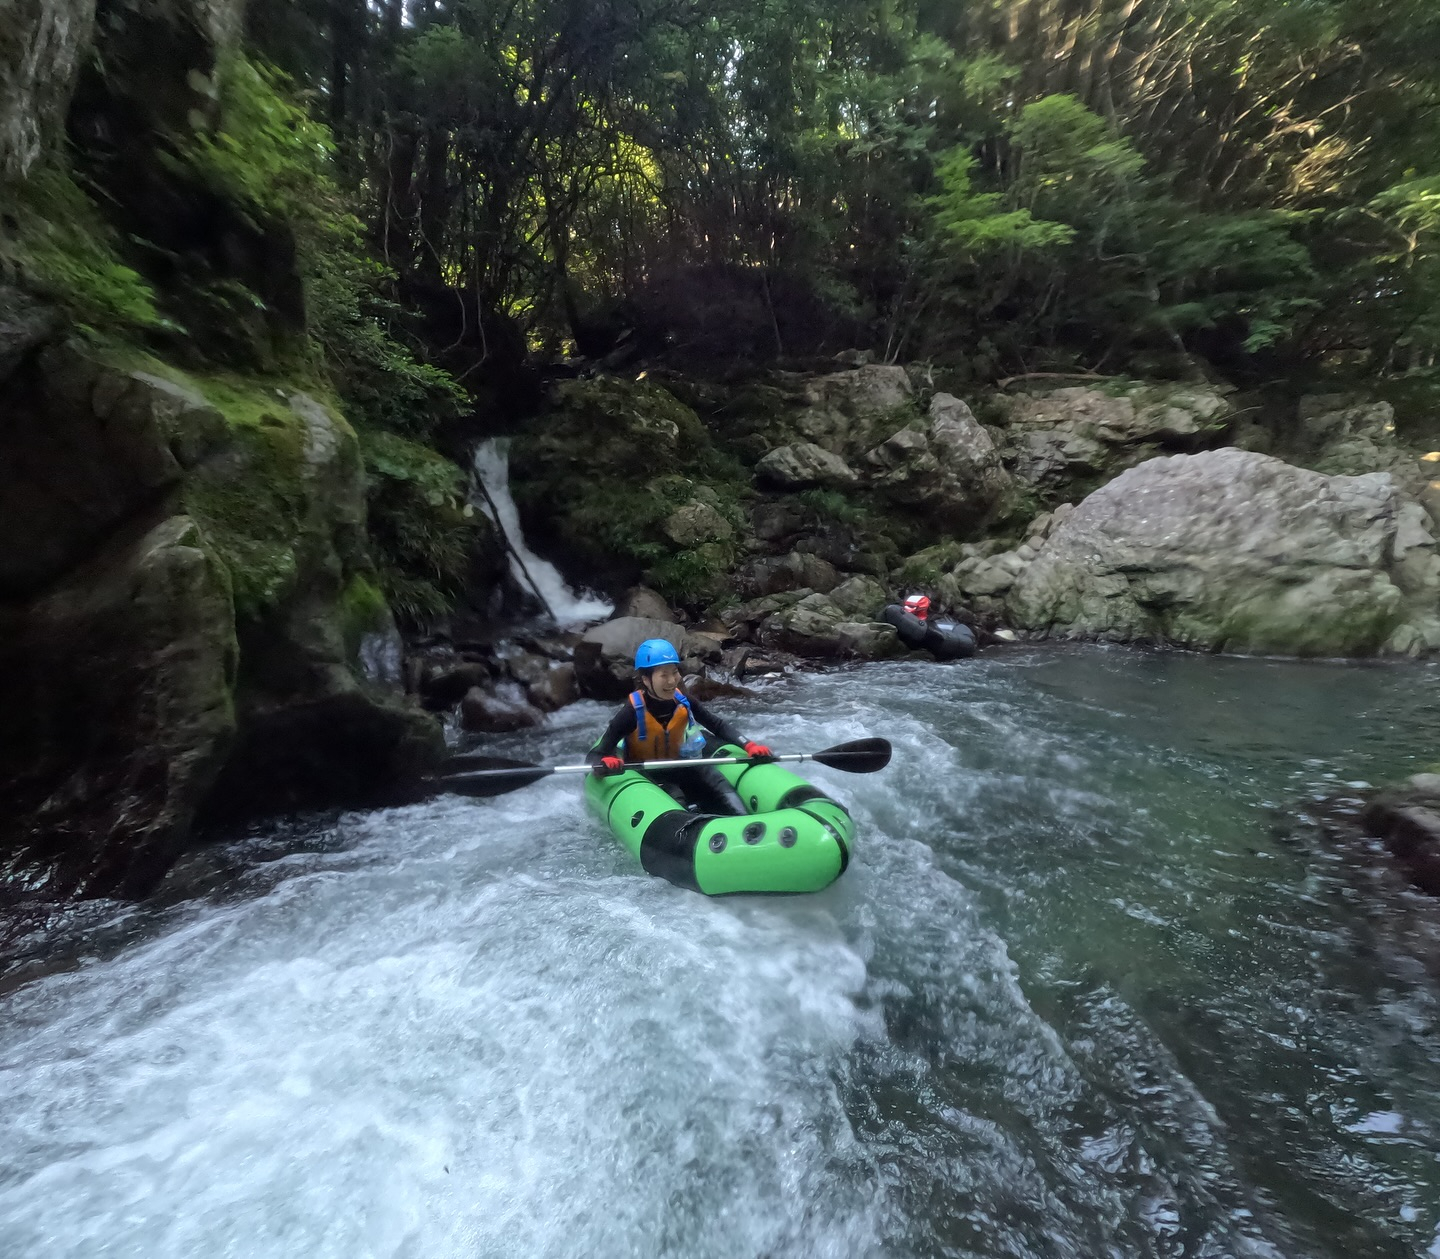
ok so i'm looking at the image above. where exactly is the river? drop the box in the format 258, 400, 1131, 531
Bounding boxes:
3, 648, 1440, 1258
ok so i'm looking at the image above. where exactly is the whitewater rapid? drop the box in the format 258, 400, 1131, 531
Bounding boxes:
4, 656, 1440, 1258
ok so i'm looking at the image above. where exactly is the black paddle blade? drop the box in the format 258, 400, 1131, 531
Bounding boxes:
811, 737, 892, 773
443, 753, 539, 774
433, 766, 553, 798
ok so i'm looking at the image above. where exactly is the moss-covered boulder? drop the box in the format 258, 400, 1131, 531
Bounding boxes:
511, 376, 749, 603
0, 514, 237, 898
0, 337, 441, 898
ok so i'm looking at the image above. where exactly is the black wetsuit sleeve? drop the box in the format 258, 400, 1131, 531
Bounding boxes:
687, 696, 748, 747
587, 704, 638, 764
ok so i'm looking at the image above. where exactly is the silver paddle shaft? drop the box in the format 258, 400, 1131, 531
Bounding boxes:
553, 752, 808, 775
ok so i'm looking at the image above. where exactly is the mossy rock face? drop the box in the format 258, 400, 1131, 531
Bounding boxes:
511, 376, 750, 602
0, 340, 442, 896
0, 514, 239, 898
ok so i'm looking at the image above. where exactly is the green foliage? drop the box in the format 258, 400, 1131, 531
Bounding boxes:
647, 542, 739, 603
359, 430, 484, 629
797, 487, 868, 527
174, 57, 335, 222
3, 168, 168, 333
927, 149, 1073, 257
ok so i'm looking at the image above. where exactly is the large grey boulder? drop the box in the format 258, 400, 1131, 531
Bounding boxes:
995, 381, 1233, 494
792, 365, 913, 454
759, 592, 851, 657
864, 393, 1012, 530
614, 586, 675, 622
1007, 448, 1437, 656
828, 574, 889, 619
755, 442, 858, 489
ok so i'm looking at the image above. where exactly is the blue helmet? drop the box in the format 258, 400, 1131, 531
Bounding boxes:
634, 638, 681, 670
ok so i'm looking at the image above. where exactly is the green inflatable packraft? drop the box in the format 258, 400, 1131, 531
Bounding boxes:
583, 744, 853, 895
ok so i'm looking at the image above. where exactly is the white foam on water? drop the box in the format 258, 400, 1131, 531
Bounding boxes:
470, 439, 612, 628
0, 778, 889, 1259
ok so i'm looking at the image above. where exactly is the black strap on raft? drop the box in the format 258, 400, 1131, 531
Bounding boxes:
639, 811, 708, 892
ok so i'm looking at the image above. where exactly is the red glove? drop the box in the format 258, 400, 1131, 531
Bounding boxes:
595, 755, 626, 777
743, 741, 774, 763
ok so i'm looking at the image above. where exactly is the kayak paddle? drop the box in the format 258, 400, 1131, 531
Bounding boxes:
434, 737, 892, 799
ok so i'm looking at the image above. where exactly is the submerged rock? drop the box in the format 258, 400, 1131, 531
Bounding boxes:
1007, 448, 1432, 656
461, 683, 544, 733
1361, 777, 1440, 897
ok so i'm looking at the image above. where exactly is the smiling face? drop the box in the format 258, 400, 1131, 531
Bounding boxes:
642, 663, 683, 701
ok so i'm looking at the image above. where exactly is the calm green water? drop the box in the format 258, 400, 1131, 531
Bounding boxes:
2, 648, 1439, 1258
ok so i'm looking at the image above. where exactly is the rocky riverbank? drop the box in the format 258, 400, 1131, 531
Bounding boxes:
7, 0, 1440, 906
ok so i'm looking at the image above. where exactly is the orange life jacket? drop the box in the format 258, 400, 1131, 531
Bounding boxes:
624, 689, 694, 762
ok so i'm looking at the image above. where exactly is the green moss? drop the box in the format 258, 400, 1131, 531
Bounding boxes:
797, 487, 869, 527
897, 541, 968, 585
2, 166, 167, 333
359, 429, 485, 629
338, 572, 390, 657
647, 541, 739, 603
181, 401, 311, 621
511, 377, 752, 594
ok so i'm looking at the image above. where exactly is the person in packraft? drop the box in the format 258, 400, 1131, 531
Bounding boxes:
586, 638, 772, 816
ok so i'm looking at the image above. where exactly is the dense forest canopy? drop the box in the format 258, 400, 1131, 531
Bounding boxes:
231, 0, 1440, 380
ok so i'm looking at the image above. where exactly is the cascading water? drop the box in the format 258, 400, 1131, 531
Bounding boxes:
4, 651, 1440, 1258
471, 438, 612, 627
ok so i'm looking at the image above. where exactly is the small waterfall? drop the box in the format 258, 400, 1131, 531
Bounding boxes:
471, 438, 613, 627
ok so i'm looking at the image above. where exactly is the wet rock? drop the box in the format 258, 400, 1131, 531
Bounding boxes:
420, 661, 494, 711
0, 514, 236, 899
615, 586, 675, 622
461, 684, 544, 733
755, 442, 858, 489
521, 631, 584, 660
574, 616, 705, 699
736, 551, 841, 597
828, 575, 889, 619
1359, 776, 1440, 896
501, 649, 553, 687
1007, 449, 1426, 656
835, 621, 903, 659
526, 662, 579, 712
682, 674, 757, 702
663, 500, 733, 546
863, 393, 1012, 530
